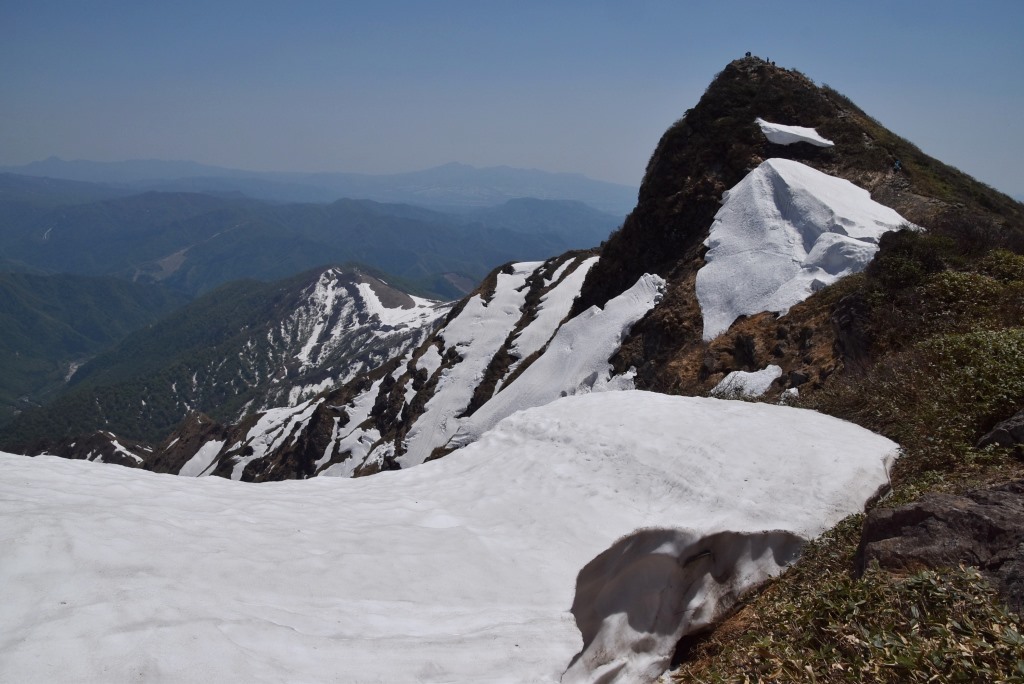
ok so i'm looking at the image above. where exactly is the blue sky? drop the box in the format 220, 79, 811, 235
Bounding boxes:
2, 1, 1022, 196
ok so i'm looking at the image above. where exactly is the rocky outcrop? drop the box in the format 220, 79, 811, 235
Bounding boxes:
855, 480, 1024, 614
977, 410, 1024, 456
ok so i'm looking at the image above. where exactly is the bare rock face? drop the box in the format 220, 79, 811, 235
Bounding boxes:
855, 480, 1024, 614
977, 410, 1024, 456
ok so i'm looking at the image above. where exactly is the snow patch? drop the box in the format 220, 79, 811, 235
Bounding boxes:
450, 273, 664, 448
108, 439, 143, 464
416, 344, 443, 378
230, 401, 319, 479
711, 365, 783, 398
316, 378, 385, 475
178, 440, 226, 477
355, 281, 446, 331
64, 361, 82, 382
696, 158, 917, 340
286, 377, 336, 406
546, 257, 574, 284
293, 272, 346, 369
564, 528, 802, 682
504, 255, 599, 380
756, 117, 834, 147
398, 262, 541, 467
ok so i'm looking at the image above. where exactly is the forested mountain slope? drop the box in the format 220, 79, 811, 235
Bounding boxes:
1, 266, 448, 448
0, 273, 188, 423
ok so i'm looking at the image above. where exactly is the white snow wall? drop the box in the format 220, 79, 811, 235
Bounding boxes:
696, 158, 917, 341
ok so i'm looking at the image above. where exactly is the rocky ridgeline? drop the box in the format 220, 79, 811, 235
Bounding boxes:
36, 266, 451, 468
51, 251, 646, 481
33, 57, 1024, 485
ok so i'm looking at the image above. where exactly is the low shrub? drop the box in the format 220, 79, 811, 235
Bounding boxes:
808, 327, 1024, 476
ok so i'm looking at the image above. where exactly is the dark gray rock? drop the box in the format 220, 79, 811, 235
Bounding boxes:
787, 370, 810, 388
855, 480, 1024, 613
977, 410, 1024, 455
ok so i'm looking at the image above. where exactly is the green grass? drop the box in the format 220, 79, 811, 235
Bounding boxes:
805, 241, 1024, 490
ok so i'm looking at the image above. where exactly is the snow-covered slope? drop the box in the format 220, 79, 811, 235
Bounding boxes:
449, 272, 663, 448
131, 252, 651, 481
315, 256, 658, 475
0, 391, 897, 683
215, 267, 450, 410
696, 158, 916, 340
398, 260, 545, 466
29, 267, 451, 462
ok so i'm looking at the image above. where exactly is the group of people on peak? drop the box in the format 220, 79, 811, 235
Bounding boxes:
744, 52, 776, 66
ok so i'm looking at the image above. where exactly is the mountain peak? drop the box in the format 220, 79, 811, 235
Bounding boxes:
576, 57, 1023, 315
431, 161, 474, 170
569, 56, 1024, 401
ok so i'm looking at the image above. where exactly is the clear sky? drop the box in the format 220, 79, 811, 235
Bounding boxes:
2, 1, 1022, 196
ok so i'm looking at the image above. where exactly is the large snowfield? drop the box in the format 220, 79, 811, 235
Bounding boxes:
1, 391, 897, 683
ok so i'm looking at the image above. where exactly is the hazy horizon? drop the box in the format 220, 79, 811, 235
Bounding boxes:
4, 156, 639, 186
3, 1, 1022, 196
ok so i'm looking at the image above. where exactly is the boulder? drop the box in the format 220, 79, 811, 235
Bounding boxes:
855, 480, 1024, 613
977, 410, 1024, 455
787, 370, 810, 388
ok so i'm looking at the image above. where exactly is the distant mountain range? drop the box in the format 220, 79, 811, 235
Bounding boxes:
0, 173, 622, 297
0, 170, 623, 437
0, 158, 639, 214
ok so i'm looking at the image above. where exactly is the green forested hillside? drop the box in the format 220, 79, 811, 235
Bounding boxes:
0, 265, 439, 448
0, 272, 188, 422
0, 277, 286, 445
